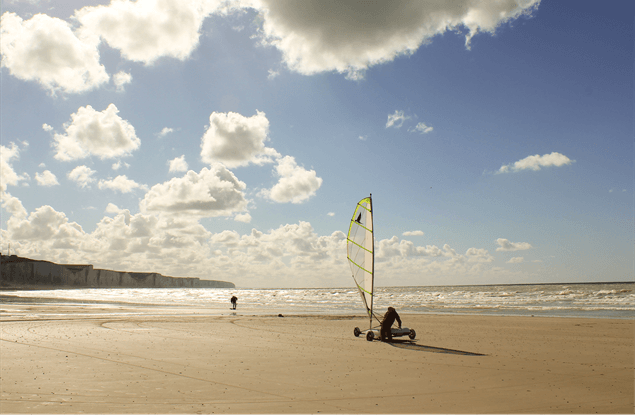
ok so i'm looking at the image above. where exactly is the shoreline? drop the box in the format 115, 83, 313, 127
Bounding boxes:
2, 296, 634, 321
3, 279, 633, 291
2, 290, 633, 321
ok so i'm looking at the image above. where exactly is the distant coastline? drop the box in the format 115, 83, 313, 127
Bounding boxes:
0, 254, 235, 289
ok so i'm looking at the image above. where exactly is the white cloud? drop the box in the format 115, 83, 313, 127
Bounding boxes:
111, 160, 130, 170
267, 69, 280, 79
358, 135, 367, 141
1, 143, 23, 192
140, 165, 248, 217
409, 122, 433, 134
496, 238, 532, 252
158, 127, 174, 138
508, 257, 524, 264
466, 247, 494, 263
53, 104, 141, 161
263, 156, 322, 204
376, 236, 458, 259
234, 212, 252, 223
42, 123, 53, 132
497, 152, 574, 174
105, 203, 122, 214
168, 155, 188, 173
113, 70, 132, 91
251, 0, 539, 78
98, 175, 148, 193
327, 212, 335, 217
74, 0, 222, 65
403, 230, 424, 236
67, 165, 96, 188
200, 111, 280, 168
386, 110, 409, 129
7, 205, 85, 242
35, 170, 59, 186
0, 12, 109, 93
0, 190, 545, 287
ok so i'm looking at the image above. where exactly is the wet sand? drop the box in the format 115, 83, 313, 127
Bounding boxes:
1, 303, 633, 413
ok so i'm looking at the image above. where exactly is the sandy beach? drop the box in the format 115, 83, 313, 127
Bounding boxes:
1, 301, 633, 414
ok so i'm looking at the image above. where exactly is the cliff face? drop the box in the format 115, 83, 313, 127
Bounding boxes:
0, 255, 235, 289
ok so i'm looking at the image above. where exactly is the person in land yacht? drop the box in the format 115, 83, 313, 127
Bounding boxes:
380, 306, 401, 342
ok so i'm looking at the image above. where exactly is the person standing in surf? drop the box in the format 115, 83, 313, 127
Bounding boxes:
380, 307, 401, 342
230, 295, 237, 310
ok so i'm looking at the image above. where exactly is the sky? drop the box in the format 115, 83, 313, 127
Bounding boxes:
1, 0, 633, 288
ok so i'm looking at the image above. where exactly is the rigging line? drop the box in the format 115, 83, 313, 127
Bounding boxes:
347, 258, 372, 276
346, 238, 372, 254
349, 219, 373, 234
356, 283, 373, 297
356, 200, 371, 212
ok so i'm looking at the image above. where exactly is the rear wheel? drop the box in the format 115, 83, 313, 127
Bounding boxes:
409, 329, 416, 340
366, 331, 374, 341
354, 327, 361, 337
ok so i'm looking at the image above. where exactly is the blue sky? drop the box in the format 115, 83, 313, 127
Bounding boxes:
1, 0, 632, 288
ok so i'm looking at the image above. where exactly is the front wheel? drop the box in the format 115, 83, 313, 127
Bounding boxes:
409, 329, 416, 340
366, 331, 374, 341
354, 327, 361, 337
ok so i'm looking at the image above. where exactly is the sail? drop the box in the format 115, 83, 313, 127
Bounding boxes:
347, 196, 374, 316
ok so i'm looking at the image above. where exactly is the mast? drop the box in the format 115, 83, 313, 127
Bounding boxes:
369, 193, 374, 331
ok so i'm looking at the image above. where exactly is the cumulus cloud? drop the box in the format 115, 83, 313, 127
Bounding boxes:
234, 212, 252, 223
497, 152, 574, 173
168, 155, 188, 173
113, 70, 132, 91
507, 257, 524, 263
42, 123, 53, 132
105, 203, 122, 214
263, 156, 322, 204
0, 12, 109, 93
0, 191, 535, 287
496, 238, 532, 252
98, 175, 148, 193
74, 0, 221, 65
53, 104, 141, 161
140, 165, 248, 217
251, 0, 540, 78
111, 160, 130, 170
35, 170, 59, 186
376, 236, 457, 259
466, 247, 494, 262
403, 230, 424, 236
200, 111, 280, 168
409, 122, 433, 134
158, 127, 174, 138
386, 110, 409, 129
67, 165, 96, 188
8, 205, 85, 242
1, 143, 23, 192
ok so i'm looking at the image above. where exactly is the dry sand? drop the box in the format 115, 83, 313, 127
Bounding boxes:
1, 302, 633, 414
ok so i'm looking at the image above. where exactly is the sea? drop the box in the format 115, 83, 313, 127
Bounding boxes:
2, 282, 634, 319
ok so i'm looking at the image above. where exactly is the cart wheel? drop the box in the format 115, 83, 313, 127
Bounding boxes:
366, 331, 374, 341
354, 327, 361, 337
409, 329, 416, 340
